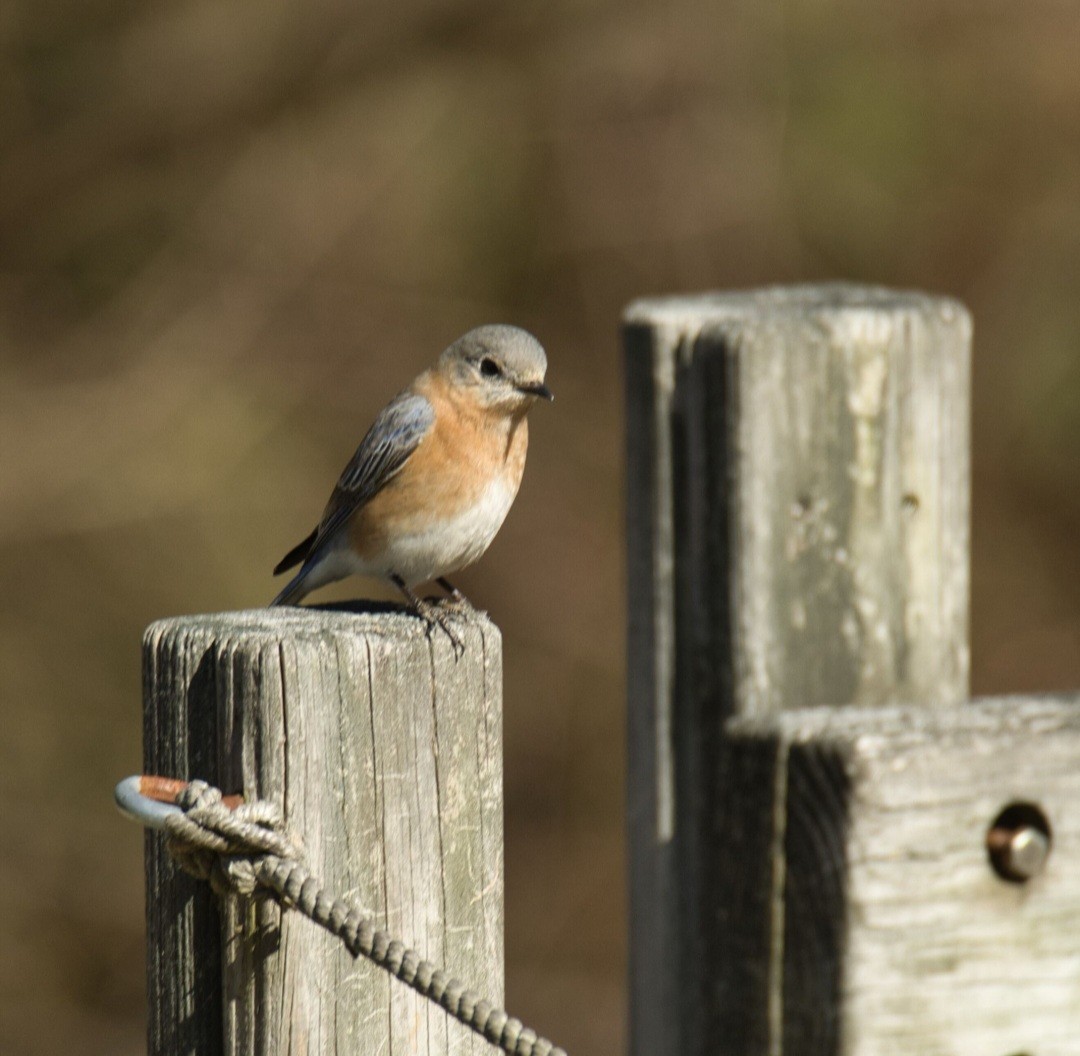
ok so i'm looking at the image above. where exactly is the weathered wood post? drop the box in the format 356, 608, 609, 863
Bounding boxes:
143, 607, 503, 1056
625, 285, 1080, 1055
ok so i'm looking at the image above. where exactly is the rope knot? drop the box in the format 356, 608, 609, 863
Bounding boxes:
162, 781, 303, 899
214, 855, 260, 897
175, 778, 222, 812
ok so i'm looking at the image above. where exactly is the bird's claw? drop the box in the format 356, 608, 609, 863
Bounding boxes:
416, 599, 466, 659
435, 578, 476, 614
438, 592, 475, 615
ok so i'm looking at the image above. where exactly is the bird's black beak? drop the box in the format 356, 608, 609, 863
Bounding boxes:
517, 381, 555, 401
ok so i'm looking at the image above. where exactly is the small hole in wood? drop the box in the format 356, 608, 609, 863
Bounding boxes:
987, 802, 1052, 883
901, 492, 919, 513
793, 494, 812, 518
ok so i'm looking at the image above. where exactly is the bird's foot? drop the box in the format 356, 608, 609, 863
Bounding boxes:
392, 574, 466, 658
435, 577, 476, 613
415, 597, 466, 658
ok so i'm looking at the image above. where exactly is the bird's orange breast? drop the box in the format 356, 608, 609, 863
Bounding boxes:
347, 371, 529, 561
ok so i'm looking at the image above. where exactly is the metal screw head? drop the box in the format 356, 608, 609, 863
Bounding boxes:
987, 803, 1052, 883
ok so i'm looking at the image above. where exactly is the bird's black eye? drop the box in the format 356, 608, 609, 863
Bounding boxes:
479, 357, 502, 378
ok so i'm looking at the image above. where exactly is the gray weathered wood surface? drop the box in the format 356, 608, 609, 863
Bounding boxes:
625, 284, 972, 727
726, 696, 1080, 1056
143, 606, 503, 1056
624, 286, 975, 1055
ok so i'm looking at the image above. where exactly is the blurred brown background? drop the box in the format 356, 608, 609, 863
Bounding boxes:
2, 1, 1079, 1054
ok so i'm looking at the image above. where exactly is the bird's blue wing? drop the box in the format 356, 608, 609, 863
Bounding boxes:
314, 391, 435, 544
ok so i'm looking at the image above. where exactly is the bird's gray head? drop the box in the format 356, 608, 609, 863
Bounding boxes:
438, 325, 553, 412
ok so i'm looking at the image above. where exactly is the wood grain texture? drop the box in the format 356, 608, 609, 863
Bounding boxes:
624, 286, 972, 1056
726, 695, 1080, 1056
624, 319, 682, 1056
627, 284, 972, 722
143, 606, 503, 1056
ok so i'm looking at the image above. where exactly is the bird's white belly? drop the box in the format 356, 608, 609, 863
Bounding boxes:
343, 476, 518, 586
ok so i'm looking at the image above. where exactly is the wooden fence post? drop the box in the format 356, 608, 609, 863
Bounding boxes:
142, 606, 503, 1056
624, 285, 1080, 1054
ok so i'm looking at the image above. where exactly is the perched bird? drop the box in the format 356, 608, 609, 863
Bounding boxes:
271, 324, 552, 652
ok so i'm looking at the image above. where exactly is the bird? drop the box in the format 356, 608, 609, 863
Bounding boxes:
270, 324, 552, 653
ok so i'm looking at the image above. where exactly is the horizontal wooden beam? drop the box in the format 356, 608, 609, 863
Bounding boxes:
718, 694, 1080, 1055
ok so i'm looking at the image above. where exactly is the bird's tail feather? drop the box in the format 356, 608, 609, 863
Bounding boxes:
273, 527, 318, 575
270, 565, 312, 607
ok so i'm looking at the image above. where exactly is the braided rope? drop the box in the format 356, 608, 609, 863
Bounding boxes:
163, 781, 567, 1056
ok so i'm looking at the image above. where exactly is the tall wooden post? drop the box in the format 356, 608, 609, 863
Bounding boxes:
625, 285, 1080, 1055
143, 607, 503, 1056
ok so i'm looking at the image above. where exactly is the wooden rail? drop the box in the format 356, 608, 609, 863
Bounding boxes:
624, 285, 1079, 1055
